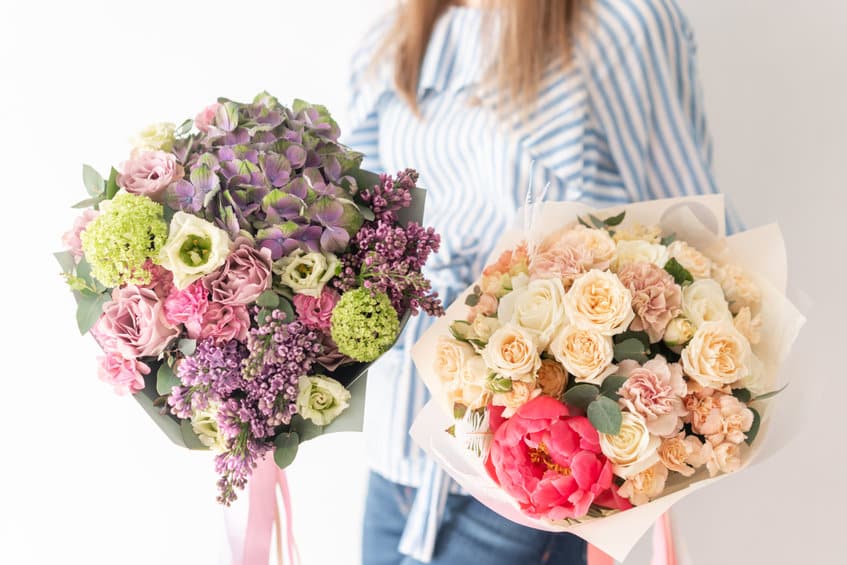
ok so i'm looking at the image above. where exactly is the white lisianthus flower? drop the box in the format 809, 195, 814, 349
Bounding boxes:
612, 240, 669, 271
297, 375, 351, 426
564, 269, 635, 335
159, 212, 233, 289
599, 411, 661, 478
191, 403, 227, 453
132, 122, 176, 153
274, 249, 339, 297
682, 279, 733, 328
497, 277, 567, 349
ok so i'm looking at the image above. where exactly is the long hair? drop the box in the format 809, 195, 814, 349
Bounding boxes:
383, 0, 585, 114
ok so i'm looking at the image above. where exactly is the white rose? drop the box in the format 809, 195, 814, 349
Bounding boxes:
600, 411, 661, 478
681, 321, 753, 389
274, 249, 339, 297
565, 269, 635, 335
159, 212, 233, 289
132, 122, 176, 153
296, 375, 351, 426
481, 323, 541, 381
548, 325, 616, 384
663, 316, 696, 347
471, 315, 501, 342
435, 338, 491, 409
497, 277, 567, 349
191, 402, 227, 453
682, 279, 732, 327
713, 263, 762, 314
612, 240, 669, 271
667, 240, 712, 279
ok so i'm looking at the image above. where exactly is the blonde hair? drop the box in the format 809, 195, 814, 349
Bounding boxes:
383, 0, 585, 114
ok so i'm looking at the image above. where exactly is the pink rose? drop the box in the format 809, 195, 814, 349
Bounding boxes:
200, 302, 250, 343
486, 396, 631, 520
617, 262, 682, 343
204, 237, 272, 305
96, 285, 179, 358
164, 280, 210, 339
97, 353, 150, 395
292, 287, 340, 331
195, 103, 220, 133
618, 356, 688, 437
118, 150, 184, 202
62, 209, 99, 260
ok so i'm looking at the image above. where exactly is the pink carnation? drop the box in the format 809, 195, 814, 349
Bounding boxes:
97, 352, 150, 395
204, 237, 272, 305
95, 285, 179, 358
200, 302, 250, 343
617, 262, 682, 343
164, 280, 210, 339
118, 150, 184, 202
486, 396, 631, 520
142, 260, 176, 300
529, 244, 590, 288
292, 287, 340, 331
62, 209, 99, 259
618, 356, 688, 437
195, 103, 220, 133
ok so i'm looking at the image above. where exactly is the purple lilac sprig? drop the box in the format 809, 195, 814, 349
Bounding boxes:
168, 338, 249, 418
333, 169, 444, 317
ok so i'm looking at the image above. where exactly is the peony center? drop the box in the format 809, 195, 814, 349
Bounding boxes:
529, 442, 571, 476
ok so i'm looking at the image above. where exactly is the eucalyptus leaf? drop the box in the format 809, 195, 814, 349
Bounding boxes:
453, 403, 468, 420
660, 234, 677, 246
72, 195, 104, 209
256, 290, 280, 309
178, 339, 197, 356
277, 296, 295, 323
74, 291, 110, 334
82, 164, 105, 197
273, 431, 300, 470
54, 251, 76, 274
588, 214, 605, 229
614, 330, 650, 347
604, 211, 626, 226
105, 167, 120, 200
600, 376, 628, 401
745, 408, 761, 445
465, 294, 480, 307
587, 396, 622, 435
664, 257, 694, 286
731, 388, 752, 403
578, 217, 592, 229
156, 362, 181, 396
564, 383, 600, 411
613, 338, 650, 363
356, 201, 376, 221
753, 384, 789, 402
174, 118, 193, 138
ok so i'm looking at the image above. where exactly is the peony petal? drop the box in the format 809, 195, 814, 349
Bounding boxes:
570, 451, 602, 490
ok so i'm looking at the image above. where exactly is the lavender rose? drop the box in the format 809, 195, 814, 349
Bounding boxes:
95, 285, 179, 358
200, 303, 250, 343
617, 262, 682, 343
118, 150, 184, 202
204, 237, 272, 305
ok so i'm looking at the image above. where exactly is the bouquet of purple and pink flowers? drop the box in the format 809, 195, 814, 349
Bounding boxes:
56, 92, 443, 504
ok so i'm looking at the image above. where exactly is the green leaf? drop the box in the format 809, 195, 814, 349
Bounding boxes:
453, 403, 468, 420
449, 321, 473, 342
82, 164, 105, 197
174, 118, 193, 138
614, 338, 650, 363
277, 296, 295, 323
604, 211, 626, 226
273, 432, 300, 470
600, 376, 628, 401
487, 374, 513, 393
178, 339, 197, 356
105, 167, 120, 200
614, 330, 651, 347
745, 408, 761, 446
156, 362, 181, 396
465, 293, 480, 307
731, 388, 752, 403
577, 216, 592, 229
588, 396, 623, 435
660, 234, 677, 246
73, 291, 110, 334
256, 290, 280, 309
588, 214, 605, 229
564, 383, 600, 411
71, 195, 104, 209
752, 384, 789, 402
664, 257, 694, 286
356, 201, 376, 222
54, 251, 76, 274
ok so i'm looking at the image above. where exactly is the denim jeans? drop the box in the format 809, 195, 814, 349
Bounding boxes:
362, 471, 587, 565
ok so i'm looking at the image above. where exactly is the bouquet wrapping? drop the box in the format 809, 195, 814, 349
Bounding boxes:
410, 194, 804, 561
56, 92, 443, 505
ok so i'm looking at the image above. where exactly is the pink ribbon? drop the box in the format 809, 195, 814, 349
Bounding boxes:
587, 512, 677, 565
230, 454, 300, 565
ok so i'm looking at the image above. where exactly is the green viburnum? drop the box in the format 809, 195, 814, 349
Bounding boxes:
80, 193, 168, 287
330, 288, 400, 362
296, 375, 351, 426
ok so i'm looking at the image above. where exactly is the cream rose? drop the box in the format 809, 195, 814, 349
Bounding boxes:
159, 212, 233, 289
471, 315, 501, 342
599, 411, 661, 478
681, 321, 753, 389
613, 223, 662, 244
274, 249, 339, 297
574, 225, 617, 270
548, 325, 616, 384
713, 263, 761, 314
481, 324, 541, 381
564, 269, 635, 335
667, 240, 712, 279
612, 240, 669, 271
682, 279, 732, 327
435, 338, 491, 409
497, 277, 567, 348
663, 316, 696, 348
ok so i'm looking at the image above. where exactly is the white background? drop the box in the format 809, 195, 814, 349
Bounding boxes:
1, 1, 844, 564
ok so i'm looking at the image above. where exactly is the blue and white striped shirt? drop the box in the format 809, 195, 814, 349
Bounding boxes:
344, 1, 742, 560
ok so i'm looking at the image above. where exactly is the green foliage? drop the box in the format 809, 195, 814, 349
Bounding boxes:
564, 383, 600, 411
588, 396, 623, 435
745, 408, 761, 446
600, 376, 628, 401
156, 362, 181, 396
664, 257, 694, 286
613, 338, 650, 364
273, 432, 300, 470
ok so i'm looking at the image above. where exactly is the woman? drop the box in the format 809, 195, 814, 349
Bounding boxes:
345, 1, 742, 563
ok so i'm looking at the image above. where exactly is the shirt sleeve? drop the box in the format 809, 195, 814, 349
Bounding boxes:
580, 0, 744, 233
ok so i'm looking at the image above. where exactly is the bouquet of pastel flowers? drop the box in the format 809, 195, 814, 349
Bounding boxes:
56, 92, 442, 504
410, 195, 804, 560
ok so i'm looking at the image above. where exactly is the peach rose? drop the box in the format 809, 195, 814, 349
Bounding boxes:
492, 380, 542, 418
481, 324, 541, 381
617, 462, 668, 505
548, 325, 616, 384
667, 240, 712, 279
713, 263, 761, 315
536, 359, 568, 399
681, 321, 753, 389
564, 269, 635, 335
